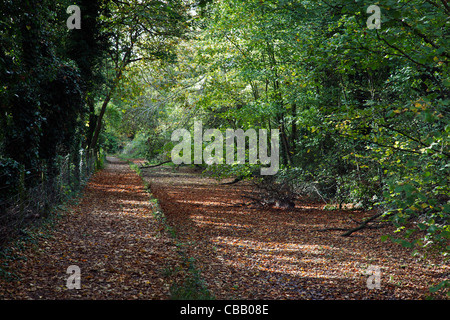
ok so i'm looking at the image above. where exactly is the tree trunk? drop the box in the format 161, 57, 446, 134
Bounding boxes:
341, 212, 383, 237
291, 103, 297, 155
84, 95, 97, 149
89, 92, 112, 150
89, 65, 125, 150
280, 121, 292, 166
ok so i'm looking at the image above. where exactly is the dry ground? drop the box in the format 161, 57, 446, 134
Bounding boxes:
0, 158, 448, 300
0, 157, 183, 299
140, 163, 449, 300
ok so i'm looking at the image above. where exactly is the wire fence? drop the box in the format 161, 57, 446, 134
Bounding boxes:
0, 149, 103, 248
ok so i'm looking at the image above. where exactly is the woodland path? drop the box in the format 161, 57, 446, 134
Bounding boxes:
0, 157, 448, 300
0, 157, 182, 299
139, 161, 449, 300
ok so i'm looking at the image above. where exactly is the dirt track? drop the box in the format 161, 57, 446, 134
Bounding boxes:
0, 159, 447, 300
0, 157, 182, 299
141, 163, 449, 300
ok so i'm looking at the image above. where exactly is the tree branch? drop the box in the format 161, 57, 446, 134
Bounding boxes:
375, 30, 430, 70
395, 19, 450, 60
140, 160, 171, 168
340, 212, 383, 236
380, 124, 450, 158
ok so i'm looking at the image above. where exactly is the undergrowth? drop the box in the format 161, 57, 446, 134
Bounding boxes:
0, 203, 71, 282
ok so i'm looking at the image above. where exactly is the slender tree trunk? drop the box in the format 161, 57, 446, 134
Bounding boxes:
89, 90, 113, 151
89, 65, 126, 150
280, 120, 292, 166
291, 103, 297, 155
85, 95, 97, 149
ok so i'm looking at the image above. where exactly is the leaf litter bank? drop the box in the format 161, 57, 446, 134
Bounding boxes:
0, 157, 184, 299
1, 158, 447, 300
142, 164, 449, 300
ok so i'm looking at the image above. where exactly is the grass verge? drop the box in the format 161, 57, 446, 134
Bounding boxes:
127, 158, 214, 300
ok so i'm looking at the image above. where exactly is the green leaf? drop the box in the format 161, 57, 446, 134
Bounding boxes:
418, 223, 427, 231
430, 280, 447, 293
443, 204, 450, 214
427, 225, 438, 234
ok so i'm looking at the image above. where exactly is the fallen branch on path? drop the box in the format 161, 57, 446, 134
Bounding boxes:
220, 176, 244, 185
340, 212, 383, 236
318, 211, 384, 236
140, 160, 171, 168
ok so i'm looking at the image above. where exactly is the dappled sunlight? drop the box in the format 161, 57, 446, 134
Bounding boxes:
211, 236, 361, 281
89, 183, 143, 194
213, 236, 330, 254
4, 0, 448, 302
178, 199, 241, 207
144, 164, 450, 299
117, 199, 150, 206
295, 204, 324, 210
0, 159, 184, 300
192, 215, 251, 231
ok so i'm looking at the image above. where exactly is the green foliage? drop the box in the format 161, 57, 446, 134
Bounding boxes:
205, 163, 258, 181
122, 132, 151, 159
2, 0, 448, 296
430, 280, 450, 297
319, 1, 449, 274
169, 261, 215, 300
1, 0, 110, 244
0, 158, 25, 203
113, 2, 449, 298
1, 0, 85, 174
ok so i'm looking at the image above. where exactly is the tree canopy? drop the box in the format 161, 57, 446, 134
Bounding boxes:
105, 0, 449, 292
